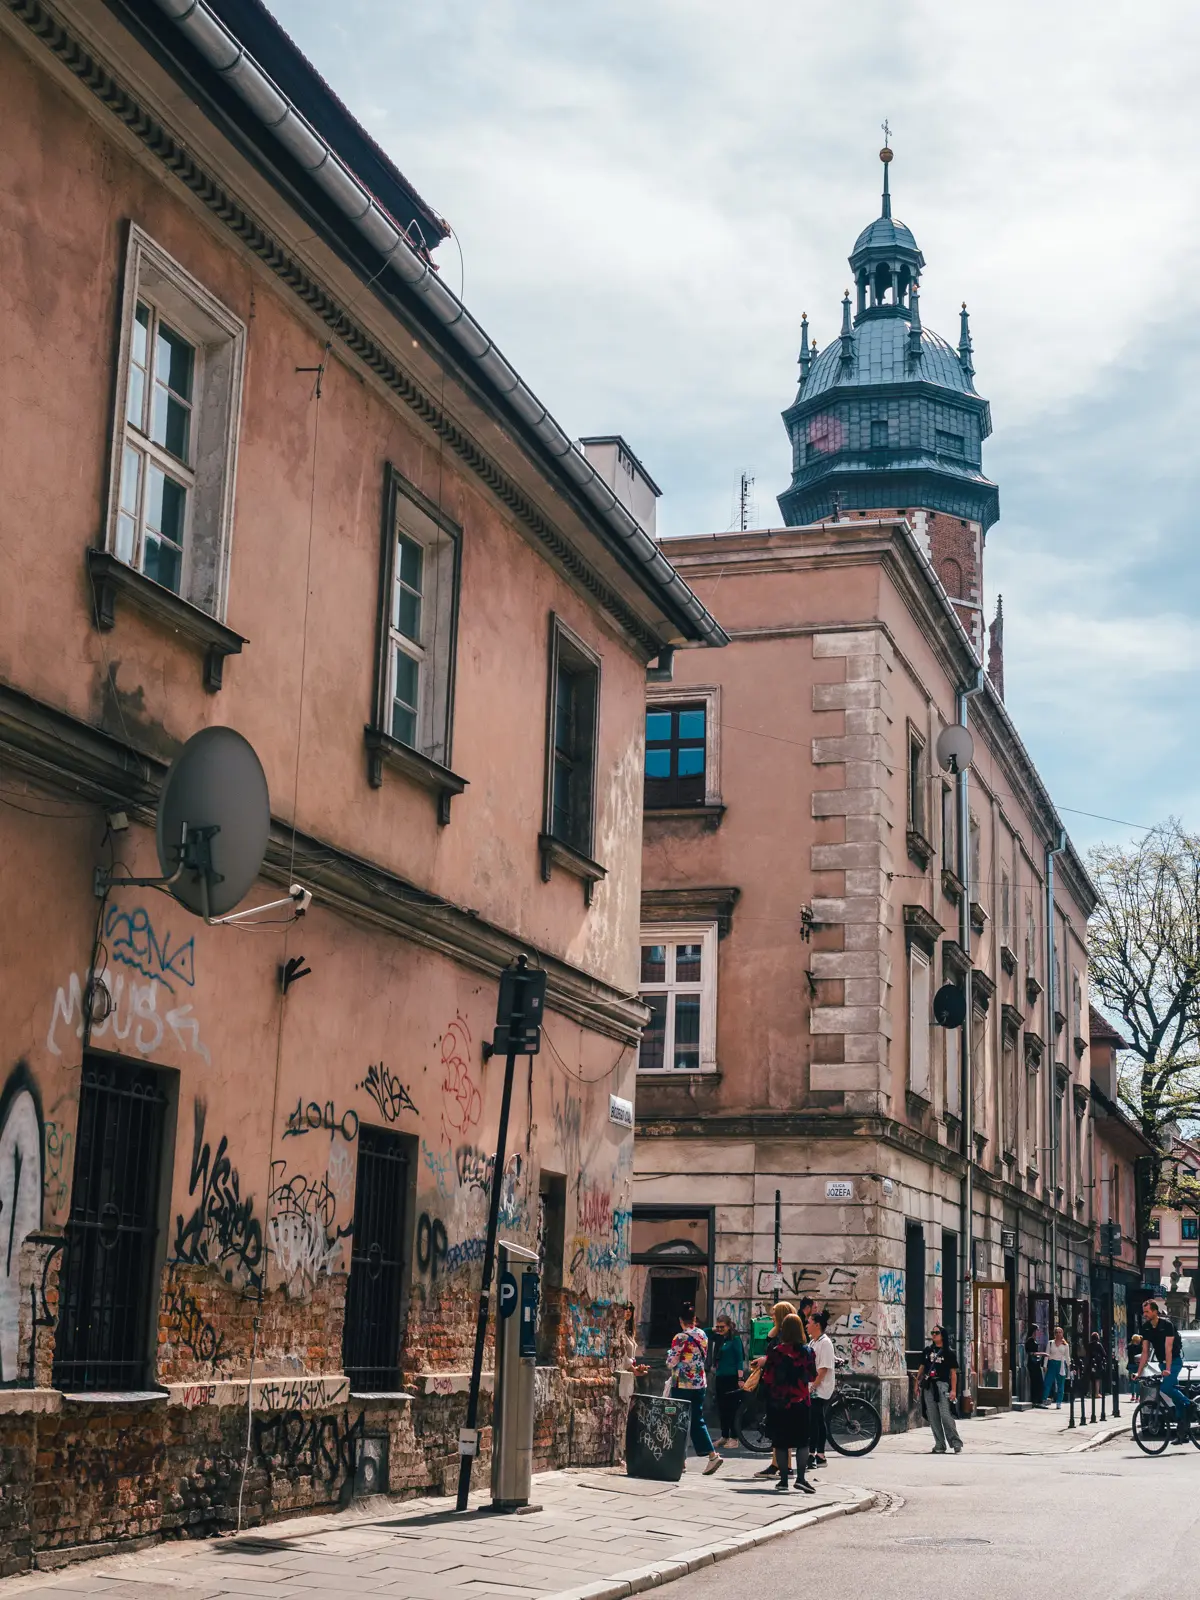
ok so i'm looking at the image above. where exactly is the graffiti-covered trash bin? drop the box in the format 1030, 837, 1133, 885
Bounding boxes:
625, 1393, 691, 1481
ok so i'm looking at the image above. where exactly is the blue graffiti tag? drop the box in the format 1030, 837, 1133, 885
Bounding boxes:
105, 905, 195, 994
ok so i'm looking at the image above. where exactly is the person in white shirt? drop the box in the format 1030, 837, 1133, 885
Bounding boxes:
806, 1308, 837, 1468
1045, 1326, 1071, 1409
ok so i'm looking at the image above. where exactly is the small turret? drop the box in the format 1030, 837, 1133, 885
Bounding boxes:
958, 302, 975, 381
908, 283, 923, 360
839, 291, 854, 369
798, 313, 811, 385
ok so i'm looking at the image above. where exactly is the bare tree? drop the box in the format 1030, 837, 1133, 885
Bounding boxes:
1088, 821, 1200, 1258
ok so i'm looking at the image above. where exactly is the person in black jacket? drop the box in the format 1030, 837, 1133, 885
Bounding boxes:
1024, 1324, 1044, 1408
918, 1325, 963, 1453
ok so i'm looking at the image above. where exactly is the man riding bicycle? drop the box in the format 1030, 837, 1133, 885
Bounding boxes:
1136, 1298, 1189, 1444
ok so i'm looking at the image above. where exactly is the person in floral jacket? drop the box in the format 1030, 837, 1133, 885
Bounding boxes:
761, 1314, 817, 1492
666, 1303, 724, 1474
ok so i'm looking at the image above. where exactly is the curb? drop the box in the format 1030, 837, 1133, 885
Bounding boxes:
545, 1488, 878, 1600
1070, 1420, 1130, 1453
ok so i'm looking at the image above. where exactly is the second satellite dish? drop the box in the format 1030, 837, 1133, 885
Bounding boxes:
935, 723, 975, 775
157, 726, 270, 918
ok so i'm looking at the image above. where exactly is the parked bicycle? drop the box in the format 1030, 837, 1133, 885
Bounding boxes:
1131, 1375, 1200, 1455
736, 1382, 882, 1457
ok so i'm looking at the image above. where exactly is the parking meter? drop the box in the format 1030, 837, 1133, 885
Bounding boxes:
491, 1240, 539, 1510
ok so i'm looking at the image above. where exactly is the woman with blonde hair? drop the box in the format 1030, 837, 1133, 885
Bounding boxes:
761, 1313, 817, 1491
749, 1301, 797, 1477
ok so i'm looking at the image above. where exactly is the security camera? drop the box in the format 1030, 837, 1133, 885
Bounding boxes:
289, 884, 313, 916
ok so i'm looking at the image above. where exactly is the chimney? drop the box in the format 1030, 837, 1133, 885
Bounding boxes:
987, 595, 1005, 700
578, 436, 661, 537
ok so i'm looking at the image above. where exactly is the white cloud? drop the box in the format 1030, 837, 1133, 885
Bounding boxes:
267, 0, 1200, 836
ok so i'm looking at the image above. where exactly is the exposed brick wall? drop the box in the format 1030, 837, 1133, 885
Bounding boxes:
156, 1265, 347, 1385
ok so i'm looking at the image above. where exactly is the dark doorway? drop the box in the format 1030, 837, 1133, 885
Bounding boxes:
343, 1127, 411, 1391
905, 1221, 926, 1358
942, 1229, 959, 1350
53, 1057, 169, 1392
649, 1273, 699, 1348
537, 1173, 566, 1363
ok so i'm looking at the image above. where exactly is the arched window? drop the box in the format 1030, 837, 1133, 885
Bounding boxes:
874, 261, 892, 304
939, 558, 964, 597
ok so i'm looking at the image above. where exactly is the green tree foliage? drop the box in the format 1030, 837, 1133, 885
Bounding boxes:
1088, 821, 1200, 1255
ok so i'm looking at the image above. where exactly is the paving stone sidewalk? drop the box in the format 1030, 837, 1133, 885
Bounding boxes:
0, 1459, 873, 1600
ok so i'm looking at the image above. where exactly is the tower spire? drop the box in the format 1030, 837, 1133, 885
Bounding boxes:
908, 281, 922, 359
880, 122, 893, 220
958, 301, 975, 379
798, 312, 811, 384
839, 291, 854, 368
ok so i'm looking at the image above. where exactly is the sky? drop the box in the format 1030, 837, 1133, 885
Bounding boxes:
268, 0, 1200, 857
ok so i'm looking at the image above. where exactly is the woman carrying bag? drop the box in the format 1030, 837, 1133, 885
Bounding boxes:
1044, 1326, 1071, 1408
747, 1300, 797, 1480
761, 1313, 817, 1492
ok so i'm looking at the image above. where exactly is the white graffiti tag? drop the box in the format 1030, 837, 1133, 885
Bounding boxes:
47, 972, 209, 1064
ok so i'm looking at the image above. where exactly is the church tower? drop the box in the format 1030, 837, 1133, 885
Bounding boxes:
779, 144, 999, 660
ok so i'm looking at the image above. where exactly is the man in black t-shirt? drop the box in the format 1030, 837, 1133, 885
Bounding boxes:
918, 1325, 963, 1453
1136, 1299, 1189, 1442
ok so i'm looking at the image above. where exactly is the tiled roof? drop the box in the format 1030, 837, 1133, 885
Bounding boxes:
801, 316, 976, 402
852, 215, 920, 257
1089, 1004, 1131, 1050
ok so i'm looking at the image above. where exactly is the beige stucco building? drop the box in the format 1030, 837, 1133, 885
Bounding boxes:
633, 515, 1098, 1426
0, 0, 724, 1566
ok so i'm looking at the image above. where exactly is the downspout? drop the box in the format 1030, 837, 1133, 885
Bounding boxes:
149, 0, 728, 648
1046, 828, 1068, 1320
958, 666, 985, 1399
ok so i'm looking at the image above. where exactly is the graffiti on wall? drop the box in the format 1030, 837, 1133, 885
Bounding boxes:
267, 1162, 352, 1291
254, 1409, 364, 1483
42, 1100, 73, 1220
0, 1064, 44, 1383
754, 1263, 864, 1299
284, 1100, 359, 1142
163, 1268, 228, 1370
416, 1212, 449, 1279
358, 1063, 417, 1124
105, 905, 195, 992
172, 1100, 264, 1291
48, 971, 209, 1063
439, 1016, 480, 1140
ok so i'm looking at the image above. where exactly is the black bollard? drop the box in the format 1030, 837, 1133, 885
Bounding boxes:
1099, 1373, 1106, 1422
1067, 1369, 1076, 1429
1090, 1380, 1097, 1424
1112, 1346, 1120, 1420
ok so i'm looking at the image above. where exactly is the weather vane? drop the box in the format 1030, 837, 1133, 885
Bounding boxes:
881, 119, 891, 147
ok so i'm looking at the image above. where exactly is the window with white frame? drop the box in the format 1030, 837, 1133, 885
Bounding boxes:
374, 466, 460, 769
107, 228, 245, 616
908, 944, 932, 1098
637, 925, 718, 1072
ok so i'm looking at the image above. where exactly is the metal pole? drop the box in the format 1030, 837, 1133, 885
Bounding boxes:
1111, 1243, 1120, 1419
456, 1045, 520, 1512
1046, 830, 1066, 1342
957, 671, 985, 1403
774, 1189, 782, 1288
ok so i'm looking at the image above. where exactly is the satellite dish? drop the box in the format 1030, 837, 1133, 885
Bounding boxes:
933, 983, 967, 1029
935, 724, 974, 775
156, 727, 270, 918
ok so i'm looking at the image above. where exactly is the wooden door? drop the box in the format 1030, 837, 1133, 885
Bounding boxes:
974, 1280, 1012, 1406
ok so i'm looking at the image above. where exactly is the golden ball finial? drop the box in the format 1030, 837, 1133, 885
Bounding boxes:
880, 146, 893, 163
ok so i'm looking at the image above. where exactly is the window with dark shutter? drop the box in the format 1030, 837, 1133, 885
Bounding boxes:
342, 1127, 411, 1392
53, 1058, 169, 1392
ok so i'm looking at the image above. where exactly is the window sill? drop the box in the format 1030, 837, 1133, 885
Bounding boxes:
538, 832, 607, 907
969, 900, 988, 935
87, 549, 245, 692
1000, 944, 1018, 976
1026, 975, 1044, 1006
60, 1389, 168, 1407
906, 828, 934, 870
364, 727, 467, 825
942, 868, 965, 904
636, 1067, 720, 1078
644, 802, 726, 831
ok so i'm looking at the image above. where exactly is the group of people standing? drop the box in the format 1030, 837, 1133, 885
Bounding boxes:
662, 1298, 835, 1491
1023, 1323, 1113, 1410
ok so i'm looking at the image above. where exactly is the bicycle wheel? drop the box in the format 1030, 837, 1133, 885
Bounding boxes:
826, 1394, 883, 1456
1132, 1399, 1171, 1455
735, 1394, 773, 1455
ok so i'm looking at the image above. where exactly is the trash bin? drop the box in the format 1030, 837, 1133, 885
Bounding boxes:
625, 1393, 692, 1481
